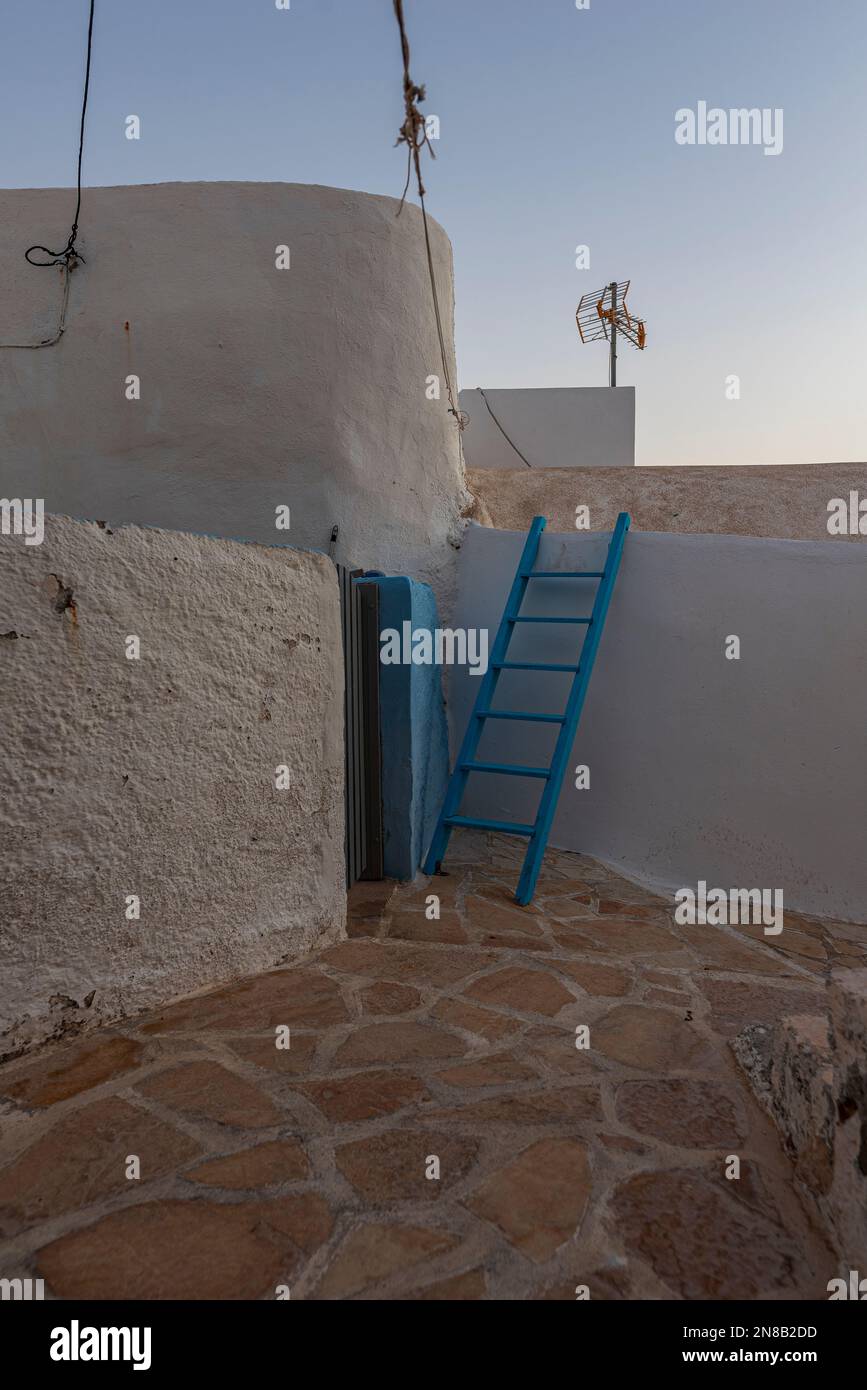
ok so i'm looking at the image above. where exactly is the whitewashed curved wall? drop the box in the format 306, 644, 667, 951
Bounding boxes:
0, 182, 468, 598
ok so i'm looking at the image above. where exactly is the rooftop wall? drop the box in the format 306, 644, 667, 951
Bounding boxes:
0, 516, 345, 1059
447, 524, 867, 922
459, 387, 635, 469
0, 182, 469, 604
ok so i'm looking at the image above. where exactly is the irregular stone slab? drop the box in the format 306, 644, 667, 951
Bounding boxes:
644, 987, 691, 1007
680, 927, 793, 976
539, 1266, 631, 1300
697, 978, 823, 1036
227, 1033, 318, 1074
360, 981, 423, 1015
478, 936, 553, 953
347, 879, 398, 928
772, 933, 828, 963
463, 896, 546, 937
186, 1139, 309, 1189
592, 1005, 711, 1071
406, 1268, 487, 1300
385, 909, 468, 945
0, 1097, 201, 1235
463, 966, 574, 1018
832, 940, 867, 963
599, 1132, 649, 1156
643, 969, 684, 986
297, 1070, 430, 1123
823, 920, 866, 944
777, 911, 828, 939
425, 1086, 603, 1126
553, 961, 632, 997
321, 940, 496, 987
335, 1129, 478, 1202
522, 1026, 604, 1077
394, 877, 462, 911
616, 1078, 746, 1148
465, 880, 543, 910
738, 914, 826, 942
37, 1194, 332, 1299
560, 920, 686, 957
536, 879, 597, 900
140, 968, 348, 1033
448, 830, 493, 863
431, 998, 522, 1042
733, 922, 828, 964
596, 899, 669, 921
611, 1171, 803, 1298
561, 917, 683, 950
598, 878, 668, 904
137, 1060, 284, 1128
433, 1054, 539, 1088
333, 1022, 466, 1066
316, 1222, 459, 1298
542, 897, 599, 921
465, 1138, 591, 1262
0, 1035, 144, 1108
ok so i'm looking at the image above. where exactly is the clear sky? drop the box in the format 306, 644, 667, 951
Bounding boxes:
1, 0, 865, 466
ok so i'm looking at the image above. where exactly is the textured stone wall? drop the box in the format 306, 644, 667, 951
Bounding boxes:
733, 968, 867, 1269
467, 462, 867, 542
0, 516, 345, 1059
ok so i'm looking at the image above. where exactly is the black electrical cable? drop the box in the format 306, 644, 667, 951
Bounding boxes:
24, 0, 96, 269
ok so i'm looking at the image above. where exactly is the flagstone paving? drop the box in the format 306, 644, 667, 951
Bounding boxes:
1, 831, 861, 1301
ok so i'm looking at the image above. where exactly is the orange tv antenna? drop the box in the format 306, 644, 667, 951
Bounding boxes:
576, 280, 647, 387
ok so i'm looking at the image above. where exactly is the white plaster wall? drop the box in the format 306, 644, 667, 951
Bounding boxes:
0, 182, 468, 604
459, 387, 635, 469
447, 525, 867, 922
0, 516, 345, 1059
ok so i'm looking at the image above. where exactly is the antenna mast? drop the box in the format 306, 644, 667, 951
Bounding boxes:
576, 280, 647, 386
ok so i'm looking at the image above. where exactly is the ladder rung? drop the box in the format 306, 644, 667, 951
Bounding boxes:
477, 710, 565, 723
511, 616, 592, 624
529, 571, 604, 578
444, 815, 536, 835
460, 761, 550, 779
494, 661, 580, 673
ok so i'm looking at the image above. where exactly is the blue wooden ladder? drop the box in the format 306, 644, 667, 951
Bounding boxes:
423, 512, 630, 905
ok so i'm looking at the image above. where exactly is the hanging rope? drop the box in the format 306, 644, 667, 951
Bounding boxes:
1, 0, 95, 349
392, 0, 467, 432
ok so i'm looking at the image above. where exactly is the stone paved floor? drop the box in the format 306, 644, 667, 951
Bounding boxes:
1, 831, 861, 1301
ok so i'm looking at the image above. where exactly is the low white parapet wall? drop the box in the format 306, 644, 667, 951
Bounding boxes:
459, 387, 635, 469
447, 523, 867, 922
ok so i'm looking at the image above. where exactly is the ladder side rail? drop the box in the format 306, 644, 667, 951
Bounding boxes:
423, 516, 546, 873
515, 513, 630, 902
